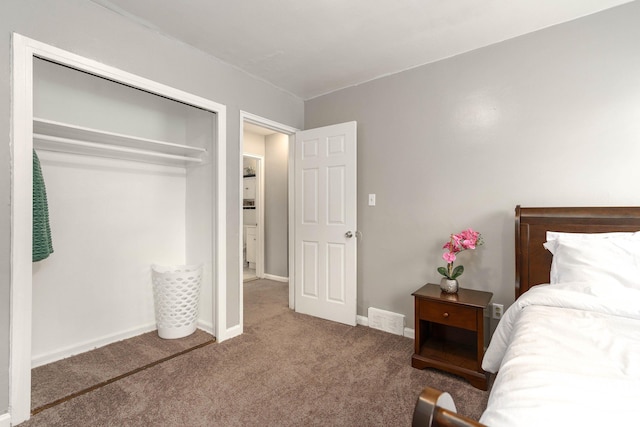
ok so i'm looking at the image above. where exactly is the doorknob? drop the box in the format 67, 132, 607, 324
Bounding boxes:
345, 231, 353, 238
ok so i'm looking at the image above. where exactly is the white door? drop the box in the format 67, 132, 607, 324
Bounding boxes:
294, 121, 357, 325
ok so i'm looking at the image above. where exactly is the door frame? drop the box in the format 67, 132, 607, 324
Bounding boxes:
10, 33, 227, 425
241, 153, 264, 279
239, 112, 298, 326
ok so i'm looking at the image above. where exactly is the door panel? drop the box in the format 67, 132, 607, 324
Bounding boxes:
327, 243, 345, 302
302, 168, 319, 224
302, 242, 319, 297
294, 121, 357, 326
327, 166, 345, 224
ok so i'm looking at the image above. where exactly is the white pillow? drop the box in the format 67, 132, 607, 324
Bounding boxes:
543, 238, 640, 289
544, 231, 640, 283
545, 231, 640, 255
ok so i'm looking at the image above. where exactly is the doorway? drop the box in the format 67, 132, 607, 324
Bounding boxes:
242, 153, 262, 282
239, 112, 297, 329
237, 115, 358, 331
241, 122, 289, 283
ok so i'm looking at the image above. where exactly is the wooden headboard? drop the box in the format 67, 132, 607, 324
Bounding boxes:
515, 205, 640, 299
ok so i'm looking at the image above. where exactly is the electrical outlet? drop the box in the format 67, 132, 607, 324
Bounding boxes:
492, 303, 504, 319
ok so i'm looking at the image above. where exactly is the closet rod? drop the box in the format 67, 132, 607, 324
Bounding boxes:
33, 133, 203, 165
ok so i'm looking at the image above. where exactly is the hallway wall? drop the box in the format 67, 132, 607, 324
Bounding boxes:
265, 133, 289, 278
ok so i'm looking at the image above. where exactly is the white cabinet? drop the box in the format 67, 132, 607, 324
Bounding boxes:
243, 176, 256, 200
245, 225, 257, 267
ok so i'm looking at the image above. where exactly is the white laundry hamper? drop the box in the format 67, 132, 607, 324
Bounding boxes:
151, 264, 203, 339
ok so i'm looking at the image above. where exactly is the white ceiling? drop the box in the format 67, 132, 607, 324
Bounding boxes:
90, 0, 634, 100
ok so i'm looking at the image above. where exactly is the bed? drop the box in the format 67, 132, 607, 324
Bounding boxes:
413, 206, 640, 427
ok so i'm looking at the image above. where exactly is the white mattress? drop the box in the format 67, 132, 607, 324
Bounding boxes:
480, 282, 640, 427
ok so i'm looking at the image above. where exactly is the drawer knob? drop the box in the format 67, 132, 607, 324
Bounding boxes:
443, 312, 449, 318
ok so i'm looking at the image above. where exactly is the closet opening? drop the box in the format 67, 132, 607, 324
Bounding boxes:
11, 34, 228, 425
31, 56, 216, 362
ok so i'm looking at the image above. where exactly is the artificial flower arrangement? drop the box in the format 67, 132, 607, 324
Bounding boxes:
438, 228, 483, 280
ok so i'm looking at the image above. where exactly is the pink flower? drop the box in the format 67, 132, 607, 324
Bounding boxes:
438, 228, 483, 280
443, 252, 456, 263
461, 239, 475, 249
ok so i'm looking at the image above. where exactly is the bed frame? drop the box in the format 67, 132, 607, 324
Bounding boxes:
412, 387, 484, 427
413, 205, 640, 427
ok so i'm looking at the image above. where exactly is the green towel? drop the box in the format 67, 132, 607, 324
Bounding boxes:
33, 149, 53, 262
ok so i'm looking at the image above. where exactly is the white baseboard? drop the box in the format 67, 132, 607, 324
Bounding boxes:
218, 323, 242, 342
356, 315, 369, 326
32, 320, 216, 369
0, 412, 10, 427
263, 274, 289, 282
197, 319, 214, 336
356, 314, 415, 339
31, 322, 156, 368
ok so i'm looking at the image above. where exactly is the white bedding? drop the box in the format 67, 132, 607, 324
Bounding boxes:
479, 282, 640, 426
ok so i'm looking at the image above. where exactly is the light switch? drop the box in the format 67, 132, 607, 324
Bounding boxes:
368, 194, 376, 206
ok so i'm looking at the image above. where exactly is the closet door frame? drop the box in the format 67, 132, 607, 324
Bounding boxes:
10, 33, 228, 425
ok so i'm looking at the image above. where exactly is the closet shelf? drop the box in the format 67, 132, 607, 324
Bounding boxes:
33, 118, 207, 167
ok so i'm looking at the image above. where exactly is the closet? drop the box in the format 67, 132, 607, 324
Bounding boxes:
31, 58, 215, 366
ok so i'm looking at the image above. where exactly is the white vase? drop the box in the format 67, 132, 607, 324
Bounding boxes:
440, 277, 459, 294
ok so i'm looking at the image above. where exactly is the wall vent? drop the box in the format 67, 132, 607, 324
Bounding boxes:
367, 307, 405, 336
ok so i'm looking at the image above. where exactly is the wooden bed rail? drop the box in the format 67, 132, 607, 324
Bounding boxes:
412, 387, 486, 427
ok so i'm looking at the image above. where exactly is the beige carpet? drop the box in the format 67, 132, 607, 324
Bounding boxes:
23, 279, 488, 426
31, 329, 215, 413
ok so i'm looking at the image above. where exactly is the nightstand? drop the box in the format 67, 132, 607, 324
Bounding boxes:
411, 283, 493, 390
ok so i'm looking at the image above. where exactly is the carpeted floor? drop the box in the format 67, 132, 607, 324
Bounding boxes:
23, 279, 489, 426
31, 329, 215, 413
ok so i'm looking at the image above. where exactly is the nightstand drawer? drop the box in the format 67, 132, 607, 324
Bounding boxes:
419, 301, 477, 331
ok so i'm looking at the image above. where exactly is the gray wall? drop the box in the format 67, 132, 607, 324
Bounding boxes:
305, 2, 640, 322
265, 133, 289, 277
0, 0, 303, 414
